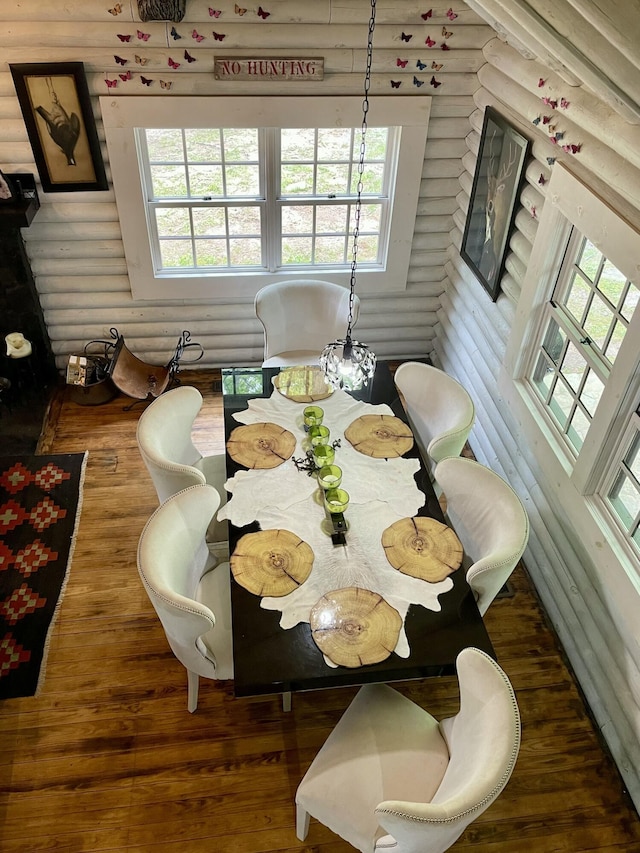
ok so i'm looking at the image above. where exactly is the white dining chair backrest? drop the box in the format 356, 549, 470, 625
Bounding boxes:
434, 457, 530, 615
295, 647, 520, 853
394, 361, 475, 465
136, 385, 227, 546
255, 279, 358, 367
137, 484, 233, 712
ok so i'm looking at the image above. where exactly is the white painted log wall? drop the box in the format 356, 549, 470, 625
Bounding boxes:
0, 0, 491, 369
435, 16, 640, 809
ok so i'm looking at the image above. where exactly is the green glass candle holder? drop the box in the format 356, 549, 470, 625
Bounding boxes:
317, 464, 342, 490
309, 425, 331, 446
313, 443, 335, 468
324, 488, 350, 514
303, 405, 324, 429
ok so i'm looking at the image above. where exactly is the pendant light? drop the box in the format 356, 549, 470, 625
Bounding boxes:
320, 0, 377, 391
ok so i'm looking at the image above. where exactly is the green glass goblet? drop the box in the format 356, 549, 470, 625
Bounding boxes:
303, 405, 324, 430
317, 464, 342, 490
309, 425, 331, 446
313, 443, 335, 468
324, 488, 350, 514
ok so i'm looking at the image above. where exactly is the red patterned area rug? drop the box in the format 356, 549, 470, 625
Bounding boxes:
0, 453, 87, 699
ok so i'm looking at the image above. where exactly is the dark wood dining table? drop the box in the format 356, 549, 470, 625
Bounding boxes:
222, 362, 495, 699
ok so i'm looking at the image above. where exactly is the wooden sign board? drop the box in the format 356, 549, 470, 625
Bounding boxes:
214, 57, 324, 81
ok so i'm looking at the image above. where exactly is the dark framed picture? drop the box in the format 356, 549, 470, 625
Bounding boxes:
10, 62, 108, 193
460, 106, 530, 301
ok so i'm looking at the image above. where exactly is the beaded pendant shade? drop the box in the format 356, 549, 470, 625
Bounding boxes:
320, 0, 377, 391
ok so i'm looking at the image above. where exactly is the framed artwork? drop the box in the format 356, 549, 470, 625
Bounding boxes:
10, 62, 108, 193
460, 106, 530, 301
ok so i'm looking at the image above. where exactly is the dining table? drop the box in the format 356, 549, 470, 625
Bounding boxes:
219, 361, 495, 700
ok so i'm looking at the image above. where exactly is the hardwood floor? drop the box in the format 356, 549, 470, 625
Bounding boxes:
1, 369, 639, 852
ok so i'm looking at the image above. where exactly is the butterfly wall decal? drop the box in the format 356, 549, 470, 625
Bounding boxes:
431, 61, 443, 70
532, 116, 541, 125
554, 131, 565, 141
421, 9, 432, 19
546, 157, 556, 165
117, 34, 131, 42
538, 77, 545, 87
430, 75, 441, 88
390, 80, 401, 88
538, 174, 546, 185
542, 115, 551, 124
192, 29, 204, 41
170, 26, 181, 39
108, 4, 122, 15
560, 97, 570, 109
416, 59, 427, 70
160, 80, 172, 89
442, 27, 453, 38
137, 30, 150, 41
235, 4, 247, 15
563, 143, 581, 154
209, 8, 222, 17
400, 32, 413, 42
135, 55, 149, 65
413, 76, 424, 87
425, 36, 435, 47
446, 8, 457, 19
549, 135, 558, 145
441, 43, 450, 50
168, 57, 180, 69
257, 6, 270, 18
140, 76, 152, 86
114, 55, 127, 65
119, 70, 132, 81
105, 77, 118, 88
212, 31, 226, 40
397, 58, 408, 68
184, 50, 196, 62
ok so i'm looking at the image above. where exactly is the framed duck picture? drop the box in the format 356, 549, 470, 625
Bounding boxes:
10, 62, 108, 193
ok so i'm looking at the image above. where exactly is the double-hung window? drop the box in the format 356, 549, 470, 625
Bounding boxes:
503, 164, 640, 570
102, 96, 430, 300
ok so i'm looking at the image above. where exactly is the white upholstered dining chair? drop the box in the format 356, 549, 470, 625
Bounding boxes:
434, 457, 530, 616
137, 484, 233, 712
136, 385, 228, 553
394, 361, 475, 467
255, 279, 358, 367
295, 646, 521, 852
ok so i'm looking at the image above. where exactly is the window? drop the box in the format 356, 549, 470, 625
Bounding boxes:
139, 125, 394, 274
528, 230, 638, 455
101, 96, 430, 300
502, 163, 640, 572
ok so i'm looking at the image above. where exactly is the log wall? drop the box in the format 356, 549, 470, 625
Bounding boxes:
0, 0, 492, 369
436, 4, 640, 811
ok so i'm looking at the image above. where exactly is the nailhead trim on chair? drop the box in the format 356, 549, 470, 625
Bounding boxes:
375, 649, 521, 825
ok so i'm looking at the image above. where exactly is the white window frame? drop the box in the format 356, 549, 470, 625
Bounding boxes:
100, 96, 430, 301
500, 163, 640, 586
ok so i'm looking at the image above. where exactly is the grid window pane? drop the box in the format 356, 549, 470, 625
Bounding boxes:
159, 239, 193, 267
317, 163, 350, 195
195, 239, 228, 266
532, 351, 554, 398
315, 205, 348, 234
150, 165, 187, 197
229, 238, 262, 266
189, 165, 223, 196
583, 293, 614, 350
567, 406, 590, 451
192, 207, 226, 236
565, 272, 591, 325
281, 206, 314, 233
621, 281, 640, 322
185, 129, 222, 162
156, 207, 190, 237
282, 236, 313, 265
603, 319, 625, 364
281, 164, 314, 195
598, 259, 627, 307
317, 128, 352, 160
315, 236, 347, 264
225, 164, 259, 196
147, 129, 183, 161
560, 341, 587, 394
223, 128, 259, 161
281, 128, 314, 160
548, 377, 573, 427
580, 368, 604, 416
576, 238, 602, 281
227, 206, 261, 234
542, 318, 566, 364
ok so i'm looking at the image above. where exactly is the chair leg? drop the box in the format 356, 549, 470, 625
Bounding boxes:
187, 669, 199, 713
296, 802, 310, 841
282, 691, 291, 712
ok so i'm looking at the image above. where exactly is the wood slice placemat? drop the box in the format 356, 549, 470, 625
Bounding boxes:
381, 516, 463, 582
309, 586, 402, 668
226, 422, 296, 469
273, 365, 334, 402
344, 414, 414, 458
230, 528, 314, 596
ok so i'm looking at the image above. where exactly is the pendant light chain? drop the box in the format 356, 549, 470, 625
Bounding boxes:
346, 0, 376, 341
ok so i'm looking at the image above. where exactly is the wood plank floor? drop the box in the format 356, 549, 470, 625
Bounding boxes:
1, 369, 639, 852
